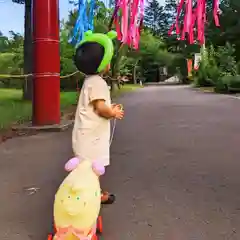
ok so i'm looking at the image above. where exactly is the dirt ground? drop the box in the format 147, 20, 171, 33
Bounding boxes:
1, 86, 240, 240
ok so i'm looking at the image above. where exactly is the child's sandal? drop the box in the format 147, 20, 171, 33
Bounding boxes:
101, 191, 116, 204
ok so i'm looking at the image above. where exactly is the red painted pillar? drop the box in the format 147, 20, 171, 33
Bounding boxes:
32, 0, 60, 126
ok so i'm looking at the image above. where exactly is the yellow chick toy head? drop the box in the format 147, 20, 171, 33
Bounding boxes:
53, 158, 105, 239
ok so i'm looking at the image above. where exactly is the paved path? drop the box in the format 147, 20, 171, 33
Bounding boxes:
1, 86, 240, 240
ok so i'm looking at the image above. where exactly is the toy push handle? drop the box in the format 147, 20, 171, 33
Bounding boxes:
112, 103, 123, 110
119, 104, 123, 110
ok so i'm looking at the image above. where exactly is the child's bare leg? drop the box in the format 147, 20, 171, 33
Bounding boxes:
101, 190, 115, 204
99, 176, 116, 204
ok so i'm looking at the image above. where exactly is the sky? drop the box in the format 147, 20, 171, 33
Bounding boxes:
0, 0, 165, 36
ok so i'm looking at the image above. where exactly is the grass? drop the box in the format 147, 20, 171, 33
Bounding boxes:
111, 83, 142, 98
192, 86, 215, 93
0, 89, 77, 130
0, 84, 141, 130
120, 84, 142, 92
190, 83, 215, 93
199, 87, 215, 93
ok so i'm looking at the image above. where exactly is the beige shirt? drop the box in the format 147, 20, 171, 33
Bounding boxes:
72, 75, 111, 166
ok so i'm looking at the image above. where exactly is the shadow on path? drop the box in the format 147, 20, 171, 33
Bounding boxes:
1, 86, 240, 240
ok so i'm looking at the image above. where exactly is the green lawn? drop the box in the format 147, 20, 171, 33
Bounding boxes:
111, 83, 142, 97
0, 84, 141, 130
0, 89, 77, 130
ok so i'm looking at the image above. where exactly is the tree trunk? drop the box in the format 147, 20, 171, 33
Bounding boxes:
133, 59, 139, 84
111, 43, 126, 92
22, 0, 33, 101
111, 80, 119, 92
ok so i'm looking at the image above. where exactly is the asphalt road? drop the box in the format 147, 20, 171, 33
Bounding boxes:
1, 86, 240, 240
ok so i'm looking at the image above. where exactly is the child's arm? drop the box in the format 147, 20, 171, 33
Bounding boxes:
88, 76, 124, 119
93, 100, 115, 119
93, 100, 124, 120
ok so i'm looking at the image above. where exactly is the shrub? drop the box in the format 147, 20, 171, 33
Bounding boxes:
192, 64, 211, 87
222, 75, 240, 92
237, 61, 240, 74
215, 43, 237, 76
192, 43, 238, 93
193, 58, 219, 87
214, 77, 228, 93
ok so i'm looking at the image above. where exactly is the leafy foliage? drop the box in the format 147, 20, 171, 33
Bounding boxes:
5, 0, 240, 93
192, 43, 239, 93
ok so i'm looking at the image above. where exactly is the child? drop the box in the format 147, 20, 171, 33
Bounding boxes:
72, 40, 124, 204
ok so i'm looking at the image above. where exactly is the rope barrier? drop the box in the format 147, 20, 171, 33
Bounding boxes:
0, 71, 81, 79
0, 70, 120, 146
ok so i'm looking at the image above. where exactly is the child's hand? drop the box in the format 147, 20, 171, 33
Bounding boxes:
111, 103, 123, 110
112, 104, 124, 120
111, 103, 118, 108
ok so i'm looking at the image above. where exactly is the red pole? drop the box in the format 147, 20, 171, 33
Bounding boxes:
32, 0, 60, 126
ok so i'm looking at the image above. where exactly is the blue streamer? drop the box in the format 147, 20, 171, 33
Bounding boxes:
88, 0, 95, 30
69, 0, 96, 46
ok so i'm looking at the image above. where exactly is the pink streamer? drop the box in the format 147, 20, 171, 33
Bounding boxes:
168, 0, 185, 36
186, 0, 192, 33
213, 0, 220, 27
121, 0, 129, 43
135, 0, 144, 49
168, 24, 175, 36
129, 0, 140, 48
197, 0, 203, 43
114, 14, 122, 41
199, 0, 206, 45
181, 13, 187, 40
169, 0, 220, 45
189, 9, 196, 44
112, 0, 144, 49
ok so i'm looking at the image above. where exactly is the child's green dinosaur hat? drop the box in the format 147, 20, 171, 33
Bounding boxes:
77, 30, 117, 73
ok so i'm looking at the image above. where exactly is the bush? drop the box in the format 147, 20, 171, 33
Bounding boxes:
192, 61, 217, 87
193, 43, 238, 93
214, 77, 228, 93
215, 43, 237, 76
222, 75, 240, 92
237, 61, 240, 74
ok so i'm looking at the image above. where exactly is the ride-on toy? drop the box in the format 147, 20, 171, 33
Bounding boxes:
47, 158, 105, 240
47, 215, 103, 240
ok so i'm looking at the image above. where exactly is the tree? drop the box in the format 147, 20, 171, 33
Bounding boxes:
12, 0, 33, 101
0, 31, 10, 53
0, 31, 24, 88
2, 0, 194, 90
144, 0, 163, 34
204, 0, 240, 61
163, 0, 177, 33
164, 0, 177, 21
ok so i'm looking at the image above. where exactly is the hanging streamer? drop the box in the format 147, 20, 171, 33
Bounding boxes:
69, 0, 96, 46
189, 9, 196, 44
168, 0, 184, 36
88, 0, 96, 30
213, 0, 220, 27
186, 0, 193, 35
111, 0, 144, 49
169, 0, 220, 45
121, 0, 129, 43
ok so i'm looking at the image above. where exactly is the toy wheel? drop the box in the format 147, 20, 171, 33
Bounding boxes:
53, 223, 57, 233
47, 234, 53, 240
96, 216, 103, 234
92, 234, 99, 240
